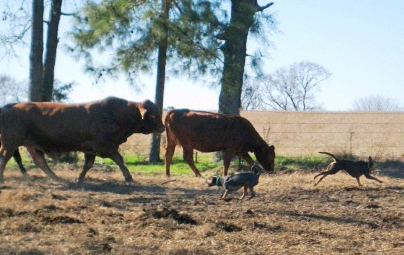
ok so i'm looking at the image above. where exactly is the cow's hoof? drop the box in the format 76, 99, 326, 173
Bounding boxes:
125, 178, 135, 183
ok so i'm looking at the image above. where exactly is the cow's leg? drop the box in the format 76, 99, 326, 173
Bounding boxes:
164, 142, 176, 177
13, 149, 28, 176
78, 153, 96, 183
26, 146, 41, 167
30, 149, 62, 182
109, 151, 134, 183
0, 147, 16, 183
239, 152, 254, 166
183, 147, 202, 177
222, 150, 235, 176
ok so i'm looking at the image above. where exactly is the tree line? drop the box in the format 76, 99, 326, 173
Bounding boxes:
0, 0, 402, 162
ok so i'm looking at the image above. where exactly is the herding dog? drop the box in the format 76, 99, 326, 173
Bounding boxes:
314, 152, 383, 186
208, 164, 262, 199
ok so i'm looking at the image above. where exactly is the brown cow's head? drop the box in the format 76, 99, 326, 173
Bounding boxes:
255, 144, 275, 172
139, 100, 165, 134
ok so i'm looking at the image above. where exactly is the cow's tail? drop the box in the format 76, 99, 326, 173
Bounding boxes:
163, 110, 179, 150
163, 109, 190, 150
319, 151, 339, 161
0, 103, 16, 135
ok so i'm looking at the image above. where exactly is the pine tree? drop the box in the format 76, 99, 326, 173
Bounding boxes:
73, 0, 222, 162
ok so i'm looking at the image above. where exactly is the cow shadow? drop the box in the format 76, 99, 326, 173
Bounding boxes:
59, 178, 168, 195
60, 177, 218, 196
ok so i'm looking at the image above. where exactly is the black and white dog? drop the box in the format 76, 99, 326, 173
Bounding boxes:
208, 164, 262, 199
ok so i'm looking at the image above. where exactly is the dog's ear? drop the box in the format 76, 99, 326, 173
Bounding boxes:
207, 176, 217, 187
368, 156, 373, 169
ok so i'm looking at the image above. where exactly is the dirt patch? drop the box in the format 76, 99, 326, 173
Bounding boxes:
0, 169, 403, 254
40, 215, 84, 224
141, 206, 198, 225
215, 221, 242, 232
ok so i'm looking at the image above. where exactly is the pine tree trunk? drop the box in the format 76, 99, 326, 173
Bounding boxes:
29, 0, 44, 102
149, 0, 170, 163
217, 0, 273, 161
218, 0, 273, 115
43, 0, 63, 102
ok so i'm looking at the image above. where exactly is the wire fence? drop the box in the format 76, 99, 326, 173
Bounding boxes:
124, 110, 404, 159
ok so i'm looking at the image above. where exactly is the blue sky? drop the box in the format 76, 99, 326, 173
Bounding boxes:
1, 1, 403, 111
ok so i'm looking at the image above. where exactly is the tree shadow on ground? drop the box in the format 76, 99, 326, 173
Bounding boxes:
270, 208, 380, 229
377, 159, 404, 178
60, 178, 168, 195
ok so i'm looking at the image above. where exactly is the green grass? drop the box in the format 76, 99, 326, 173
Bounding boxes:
7, 152, 402, 179
7, 152, 332, 175
92, 153, 332, 174
275, 154, 330, 172
78, 153, 222, 176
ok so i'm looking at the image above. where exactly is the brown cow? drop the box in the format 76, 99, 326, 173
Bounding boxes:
164, 109, 275, 177
0, 97, 164, 183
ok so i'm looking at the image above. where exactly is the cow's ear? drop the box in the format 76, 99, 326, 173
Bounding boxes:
269, 145, 275, 152
139, 107, 148, 120
139, 100, 153, 120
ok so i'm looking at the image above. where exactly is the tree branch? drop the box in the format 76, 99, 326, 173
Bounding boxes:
257, 2, 274, 12
61, 12, 77, 16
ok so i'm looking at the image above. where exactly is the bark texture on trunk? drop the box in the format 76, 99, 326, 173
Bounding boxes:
29, 0, 44, 102
219, 0, 273, 115
149, 0, 170, 163
43, 0, 63, 101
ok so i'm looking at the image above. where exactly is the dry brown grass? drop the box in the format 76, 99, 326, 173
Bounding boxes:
125, 110, 404, 160
1, 166, 403, 254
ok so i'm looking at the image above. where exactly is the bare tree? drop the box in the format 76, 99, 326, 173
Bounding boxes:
2, 0, 74, 102
241, 79, 263, 110
353, 95, 402, 111
0, 75, 28, 105
0, 1, 31, 59
262, 61, 331, 111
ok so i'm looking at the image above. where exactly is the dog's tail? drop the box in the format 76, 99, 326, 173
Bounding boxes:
251, 163, 263, 176
319, 151, 339, 161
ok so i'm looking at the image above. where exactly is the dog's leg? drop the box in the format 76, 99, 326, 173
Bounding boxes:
314, 163, 333, 179
364, 173, 383, 183
221, 190, 229, 199
240, 185, 248, 200
356, 177, 363, 186
248, 186, 255, 199
314, 163, 340, 186
314, 172, 324, 179
314, 174, 329, 186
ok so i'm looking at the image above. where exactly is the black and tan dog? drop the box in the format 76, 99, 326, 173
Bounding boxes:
208, 164, 262, 199
314, 152, 383, 186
